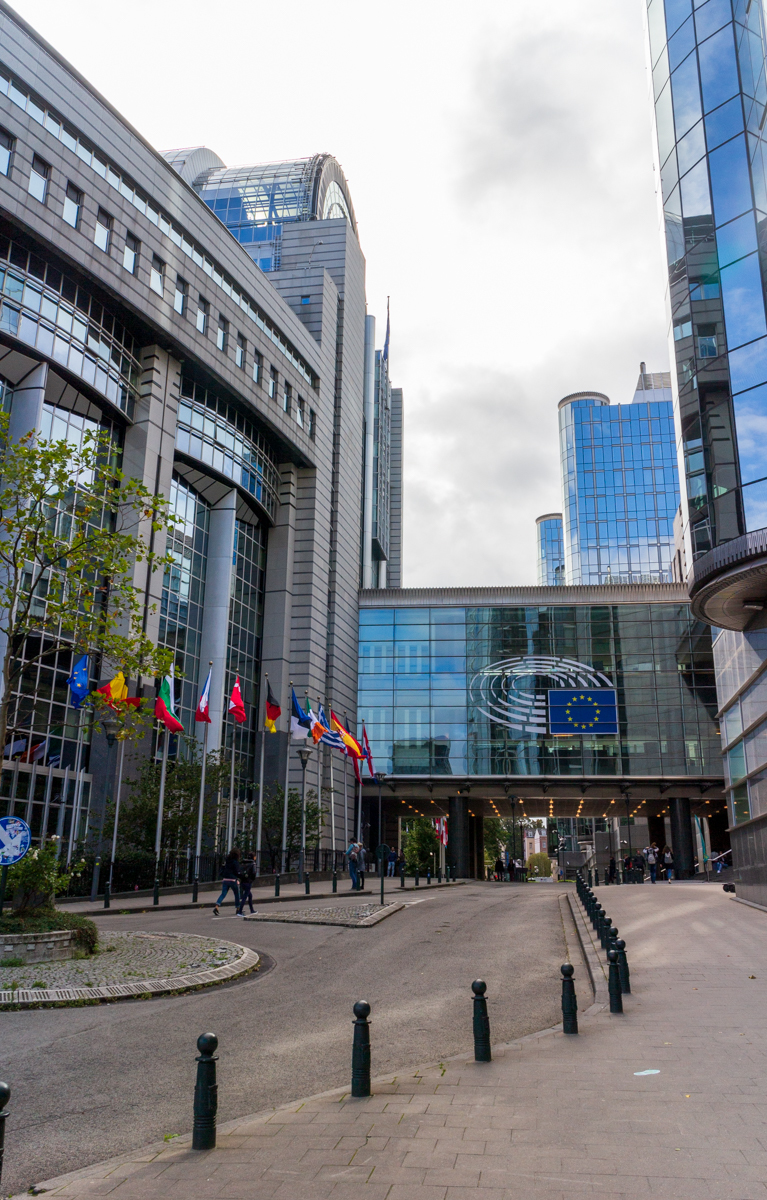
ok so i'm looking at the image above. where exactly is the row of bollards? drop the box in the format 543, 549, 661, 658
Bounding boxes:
576, 870, 631, 1010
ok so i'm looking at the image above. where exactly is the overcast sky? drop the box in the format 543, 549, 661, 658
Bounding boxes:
12, 0, 670, 587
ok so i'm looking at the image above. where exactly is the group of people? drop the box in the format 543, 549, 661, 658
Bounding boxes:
492, 857, 523, 881
606, 844, 676, 884
212, 848, 257, 916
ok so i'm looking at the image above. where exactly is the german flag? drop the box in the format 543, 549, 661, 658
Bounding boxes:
265, 681, 281, 733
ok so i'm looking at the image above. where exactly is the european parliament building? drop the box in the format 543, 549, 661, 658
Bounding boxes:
0, 1, 402, 856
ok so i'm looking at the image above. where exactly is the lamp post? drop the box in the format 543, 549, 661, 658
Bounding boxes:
297, 744, 313, 884
91, 715, 117, 903
375, 771, 386, 905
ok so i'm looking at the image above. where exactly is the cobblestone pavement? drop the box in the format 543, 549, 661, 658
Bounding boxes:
243, 902, 396, 927
0, 931, 241, 991
19, 882, 767, 1200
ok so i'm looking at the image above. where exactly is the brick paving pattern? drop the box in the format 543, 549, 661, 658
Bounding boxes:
13, 882, 767, 1199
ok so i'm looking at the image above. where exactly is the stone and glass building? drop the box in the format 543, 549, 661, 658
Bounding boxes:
644, 0, 767, 904
0, 2, 400, 854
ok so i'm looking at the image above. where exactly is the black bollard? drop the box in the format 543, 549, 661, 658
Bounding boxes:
332, 870, 338, 894
615, 938, 631, 994
192, 1033, 218, 1150
351, 1001, 371, 1097
561, 964, 578, 1035
274, 873, 280, 897
192, 876, 199, 904
427, 868, 431, 885
608, 926, 619, 956
446, 864, 450, 882
153, 875, 160, 906
415, 868, 419, 887
103, 879, 111, 909
0, 1081, 9, 1186
472, 980, 492, 1062
305, 874, 310, 895
588, 869, 593, 888
607, 950, 623, 1014
437, 866, 442, 883
594, 867, 600, 886
400, 863, 405, 888
600, 913, 611, 951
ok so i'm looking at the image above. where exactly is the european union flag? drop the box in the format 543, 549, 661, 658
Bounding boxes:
67, 654, 90, 709
548, 689, 618, 735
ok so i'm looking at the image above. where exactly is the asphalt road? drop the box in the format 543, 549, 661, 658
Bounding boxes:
2, 882, 571, 1193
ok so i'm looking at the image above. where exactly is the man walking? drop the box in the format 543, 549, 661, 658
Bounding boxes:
347, 840, 359, 890
236, 852, 256, 914
387, 847, 397, 877
357, 843, 367, 890
645, 843, 658, 884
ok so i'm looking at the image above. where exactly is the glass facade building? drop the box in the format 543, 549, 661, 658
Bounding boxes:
358, 600, 719, 780
560, 389, 680, 585
536, 514, 564, 585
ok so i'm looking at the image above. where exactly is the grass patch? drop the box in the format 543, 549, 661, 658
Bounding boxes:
0, 956, 24, 968
0, 908, 98, 955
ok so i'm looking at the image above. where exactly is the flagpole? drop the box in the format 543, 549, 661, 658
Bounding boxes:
153, 725, 169, 905
343, 747, 348, 852
66, 711, 84, 867
109, 737, 126, 893
227, 721, 236, 853
281, 680, 292, 874
193, 661, 211, 903
41, 763, 54, 841
316, 695, 322, 867
256, 672, 267, 876
329, 749, 335, 858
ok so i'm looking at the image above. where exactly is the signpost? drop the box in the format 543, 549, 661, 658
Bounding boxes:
0, 815, 32, 914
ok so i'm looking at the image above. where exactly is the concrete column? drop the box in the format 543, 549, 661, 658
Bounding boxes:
472, 815, 485, 879
260, 464, 298, 794
9, 360, 47, 440
448, 795, 470, 878
669, 797, 695, 878
197, 490, 237, 756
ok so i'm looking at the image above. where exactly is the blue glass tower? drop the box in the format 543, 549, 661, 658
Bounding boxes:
536, 514, 565, 585
559, 376, 680, 585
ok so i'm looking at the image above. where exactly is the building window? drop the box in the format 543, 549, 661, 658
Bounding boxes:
296, 395, 305, 428
94, 207, 112, 252
216, 314, 229, 353
308, 408, 316, 440
196, 296, 209, 335
301, 294, 310, 305
252, 351, 262, 384
62, 182, 82, 229
235, 333, 246, 369
174, 276, 187, 316
283, 381, 291, 415
123, 233, 139, 274
150, 254, 164, 296
0, 128, 15, 176
697, 325, 717, 358
268, 366, 277, 399
28, 154, 49, 203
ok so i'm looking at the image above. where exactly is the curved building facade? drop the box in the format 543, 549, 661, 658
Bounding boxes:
0, 2, 377, 854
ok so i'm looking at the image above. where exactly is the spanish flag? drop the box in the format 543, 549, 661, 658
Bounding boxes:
265, 681, 281, 733
330, 711, 363, 759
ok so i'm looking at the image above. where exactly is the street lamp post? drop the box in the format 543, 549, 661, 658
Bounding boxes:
91, 716, 117, 903
297, 744, 313, 883
375, 771, 386, 905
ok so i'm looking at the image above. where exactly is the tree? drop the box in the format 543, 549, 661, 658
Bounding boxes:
259, 785, 322, 870
0, 416, 174, 757
526, 852, 554, 878
403, 817, 439, 874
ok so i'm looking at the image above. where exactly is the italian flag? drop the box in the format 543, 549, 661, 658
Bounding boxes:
155, 674, 184, 732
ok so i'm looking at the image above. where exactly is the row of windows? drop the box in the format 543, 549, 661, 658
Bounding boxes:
1, 124, 317, 440
0, 64, 318, 388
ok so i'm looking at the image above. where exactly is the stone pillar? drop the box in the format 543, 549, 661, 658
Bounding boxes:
669, 797, 695, 878
197, 490, 237, 756
260, 464, 297, 795
9, 360, 47, 440
472, 815, 485, 879
448, 795, 470, 878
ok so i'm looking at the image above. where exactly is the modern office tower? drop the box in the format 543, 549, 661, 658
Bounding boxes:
360, 316, 403, 588
536, 514, 565, 585
388, 387, 404, 587
644, 0, 767, 900
0, 3, 380, 853
559, 379, 680, 585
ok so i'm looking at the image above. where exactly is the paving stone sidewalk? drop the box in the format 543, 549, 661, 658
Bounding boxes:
13, 881, 767, 1200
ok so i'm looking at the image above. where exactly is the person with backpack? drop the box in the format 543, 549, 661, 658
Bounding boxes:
645, 843, 659, 884
662, 845, 674, 882
236, 852, 257, 915
213, 848, 241, 916
347, 840, 359, 890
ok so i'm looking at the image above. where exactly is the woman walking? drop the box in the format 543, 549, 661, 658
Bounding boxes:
213, 848, 241, 915
662, 845, 674, 882
236, 851, 256, 915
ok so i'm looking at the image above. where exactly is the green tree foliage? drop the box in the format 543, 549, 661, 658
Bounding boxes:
5, 838, 84, 912
258, 786, 322, 869
403, 817, 439, 874
0, 415, 174, 755
483, 817, 524, 866
526, 851, 554, 878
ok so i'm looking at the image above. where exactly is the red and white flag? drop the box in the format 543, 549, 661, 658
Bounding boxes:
195, 668, 212, 724
362, 722, 374, 777
229, 676, 247, 724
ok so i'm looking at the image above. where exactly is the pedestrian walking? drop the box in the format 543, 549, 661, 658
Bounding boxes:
662, 845, 674, 882
387, 847, 397, 877
645, 843, 659, 884
236, 852, 256, 915
494, 856, 503, 881
608, 855, 616, 883
347, 840, 359, 890
357, 843, 367, 889
213, 848, 241, 915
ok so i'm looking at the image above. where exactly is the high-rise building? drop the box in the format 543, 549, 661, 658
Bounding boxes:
558, 374, 680, 585
535, 514, 564, 585
388, 387, 404, 588
0, 3, 397, 855
645, 0, 767, 902
360, 316, 403, 589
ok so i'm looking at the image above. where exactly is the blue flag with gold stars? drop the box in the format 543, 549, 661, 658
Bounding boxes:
548, 689, 618, 735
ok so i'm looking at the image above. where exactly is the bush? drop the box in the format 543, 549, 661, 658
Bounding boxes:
526, 852, 554, 878
403, 818, 439, 874
5, 839, 84, 912
0, 908, 98, 954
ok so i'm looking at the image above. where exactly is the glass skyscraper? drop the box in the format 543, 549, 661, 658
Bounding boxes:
536, 514, 564, 585
559, 374, 680, 585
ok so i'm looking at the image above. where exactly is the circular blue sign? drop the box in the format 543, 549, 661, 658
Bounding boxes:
0, 816, 32, 866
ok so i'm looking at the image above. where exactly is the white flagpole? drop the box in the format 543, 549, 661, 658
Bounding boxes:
109, 737, 126, 890
343, 751, 348, 851
281, 680, 292, 873
329, 750, 335, 857
194, 707, 209, 891
66, 712, 85, 867
316, 696, 322, 860
256, 672, 267, 875
154, 726, 169, 862
227, 721, 236, 852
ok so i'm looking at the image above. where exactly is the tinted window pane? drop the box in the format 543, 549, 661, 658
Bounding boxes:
716, 212, 757, 267
704, 96, 744, 150
709, 135, 754, 224
671, 53, 703, 138
699, 24, 739, 113
732, 384, 767, 485
728, 337, 767, 393
695, 0, 733, 42
720, 253, 767, 348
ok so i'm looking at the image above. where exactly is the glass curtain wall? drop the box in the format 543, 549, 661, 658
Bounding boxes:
372, 349, 391, 586
536, 515, 565, 585
646, 0, 767, 557
222, 518, 266, 819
